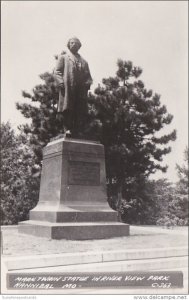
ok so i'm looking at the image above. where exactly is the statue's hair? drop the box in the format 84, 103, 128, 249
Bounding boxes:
67, 37, 82, 50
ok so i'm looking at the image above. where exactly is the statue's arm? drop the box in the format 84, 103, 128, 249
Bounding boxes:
54, 55, 65, 87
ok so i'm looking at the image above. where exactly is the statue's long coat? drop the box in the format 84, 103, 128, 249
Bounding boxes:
54, 51, 92, 114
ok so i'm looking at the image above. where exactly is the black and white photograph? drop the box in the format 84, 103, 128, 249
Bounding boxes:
1, 1, 188, 298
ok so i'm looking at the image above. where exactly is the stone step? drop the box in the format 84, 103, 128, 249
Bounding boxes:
18, 220, 130, 240
3, 247, 188, 271
60, 256, 188, 273
6, 256, 188, 274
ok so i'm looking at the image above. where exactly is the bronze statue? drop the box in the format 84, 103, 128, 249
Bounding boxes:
54, 37, 93, 137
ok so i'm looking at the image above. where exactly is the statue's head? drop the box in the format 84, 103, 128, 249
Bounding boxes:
67, 37, 82, 54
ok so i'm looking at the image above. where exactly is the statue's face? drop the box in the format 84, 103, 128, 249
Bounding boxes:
69, 39, 80, 54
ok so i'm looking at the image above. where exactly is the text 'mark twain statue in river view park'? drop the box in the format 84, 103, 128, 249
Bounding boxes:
18, 37, 130, 239
54, 37, 93, 138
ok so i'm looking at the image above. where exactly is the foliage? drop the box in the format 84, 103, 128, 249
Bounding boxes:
0, 122, 40, 225
156, 148, 188, 226
107, 177, 176, 225
174, 147, 189, 224
16, 72, 61, 169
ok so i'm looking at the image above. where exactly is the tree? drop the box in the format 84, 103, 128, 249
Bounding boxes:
176, 147, 188, 191
16, 59, 176, 223
145, 178, 175, 226
16, 72, 61, 169
176, 147, 188, 222
0, 122, 39, 224
156, 148, 188, 226
172, 148, 188, 225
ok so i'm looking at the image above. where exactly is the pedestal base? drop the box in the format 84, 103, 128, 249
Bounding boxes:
19, 220, 130, 240
18, 137, 130, 240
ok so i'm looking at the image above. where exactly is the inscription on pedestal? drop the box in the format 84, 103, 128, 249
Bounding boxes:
68, 161, 100, 186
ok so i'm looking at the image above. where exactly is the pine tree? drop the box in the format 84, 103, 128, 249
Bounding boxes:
85, 60, 176, 218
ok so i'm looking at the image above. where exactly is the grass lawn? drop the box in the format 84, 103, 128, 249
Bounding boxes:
1, 226, 188, 256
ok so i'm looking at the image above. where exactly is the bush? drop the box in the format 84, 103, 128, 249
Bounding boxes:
0, 122, 40, 224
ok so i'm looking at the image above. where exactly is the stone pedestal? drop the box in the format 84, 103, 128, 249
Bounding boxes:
19, 137, 129, 239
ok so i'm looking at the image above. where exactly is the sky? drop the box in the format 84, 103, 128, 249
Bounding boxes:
1, 1, 188, 182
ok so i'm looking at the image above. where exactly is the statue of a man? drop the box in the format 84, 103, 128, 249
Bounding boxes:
54, 37, 93, 137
